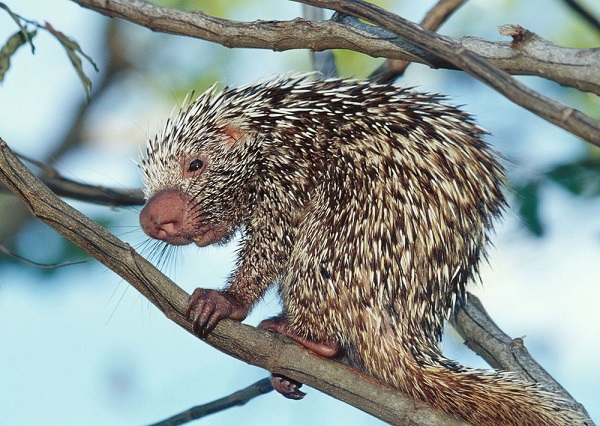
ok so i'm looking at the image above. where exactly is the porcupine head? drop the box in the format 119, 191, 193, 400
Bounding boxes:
140, 87, 259, 248
139, 77, 587, 426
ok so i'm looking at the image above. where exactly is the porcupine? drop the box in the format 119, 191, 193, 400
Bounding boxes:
139, 76, 586, 425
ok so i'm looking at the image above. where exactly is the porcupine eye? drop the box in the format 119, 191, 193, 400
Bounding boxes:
188, 159, 204, 172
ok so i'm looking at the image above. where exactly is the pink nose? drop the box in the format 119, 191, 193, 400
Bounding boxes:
139, 190, 191, 245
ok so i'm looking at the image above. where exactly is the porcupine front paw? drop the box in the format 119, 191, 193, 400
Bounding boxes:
186, 289, 248, 337
258, 316, 341, 400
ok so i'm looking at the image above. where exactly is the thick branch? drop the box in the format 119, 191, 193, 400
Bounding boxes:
371, 0, 467, 82
70, 0, 600, 95
0, 137, 466, 425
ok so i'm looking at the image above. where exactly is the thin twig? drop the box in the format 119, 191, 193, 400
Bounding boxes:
8, 152, 144, 205
0, 244, 86, 268
46, 21, 131, 164
148, 378, 273, 426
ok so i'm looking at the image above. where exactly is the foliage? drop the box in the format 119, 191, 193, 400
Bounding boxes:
0, 2, 98, 99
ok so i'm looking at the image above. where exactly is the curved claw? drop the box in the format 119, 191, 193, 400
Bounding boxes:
186, 288, 248, 337
271, 374, 306, 400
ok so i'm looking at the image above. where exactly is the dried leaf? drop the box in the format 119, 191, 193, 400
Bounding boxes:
45, 22, 99, 101
0, 30, 36, 82
0, 2, 35, 53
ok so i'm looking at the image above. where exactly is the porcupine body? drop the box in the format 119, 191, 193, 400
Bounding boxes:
139, 76, 586, 425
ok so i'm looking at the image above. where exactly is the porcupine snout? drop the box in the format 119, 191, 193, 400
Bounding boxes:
140, 189, 194, 246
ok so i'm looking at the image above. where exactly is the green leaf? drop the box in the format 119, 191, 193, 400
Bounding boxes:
0, 30, 36, 82
0, 2, 35, 53
545, 158, 600, 197
44, 22, 99, 101
513, 181, 544, 237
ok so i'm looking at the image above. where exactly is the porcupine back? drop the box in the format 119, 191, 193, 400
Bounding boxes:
142, 76, 587, 425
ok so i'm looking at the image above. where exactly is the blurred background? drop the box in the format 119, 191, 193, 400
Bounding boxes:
0, 0, 599, 424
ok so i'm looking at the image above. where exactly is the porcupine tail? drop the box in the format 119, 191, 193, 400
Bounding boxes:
353, 331, 587, 426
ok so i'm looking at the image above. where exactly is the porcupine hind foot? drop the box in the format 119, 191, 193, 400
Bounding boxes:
258, 316, 340, 399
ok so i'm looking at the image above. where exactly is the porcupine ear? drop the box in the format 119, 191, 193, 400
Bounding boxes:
218, 123, 246, 146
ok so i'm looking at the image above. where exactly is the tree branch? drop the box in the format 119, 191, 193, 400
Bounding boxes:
297, 0, 600, 147
371, 0, 467, 83
10, 153, 144, 206
149, 378, 274, 426
560, 0, 600, 34
450, 295, 592, 421
0, 137, 467, 425
302, 4, 338, 77
70, 0, 600, 95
